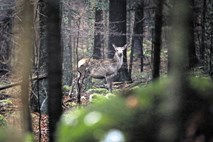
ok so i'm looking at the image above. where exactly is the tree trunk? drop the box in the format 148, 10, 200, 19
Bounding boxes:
39, 0, 48, 72
68, 12, 73, 83
126, 0, 131, 48
108, 0, 131, 81
16, 0, 34, 133
47, 0, 63, 141
187, 0, 198, 68
129, 1, 144, 75
152, 0, 163, 80
210, 24, 213, 71
93, 2, 103, 59
62, 1, 72, 85
200, 0, 206, 60
168, 0, 197, 73
161, 0, 194, 141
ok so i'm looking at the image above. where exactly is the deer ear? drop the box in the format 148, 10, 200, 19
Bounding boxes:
123, 44, 127, 50
112, 44, 116, 50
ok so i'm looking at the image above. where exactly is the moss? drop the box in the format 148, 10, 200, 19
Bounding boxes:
87, 88, 109, 95
0, 115, 6, 127
63, 85, 72, 92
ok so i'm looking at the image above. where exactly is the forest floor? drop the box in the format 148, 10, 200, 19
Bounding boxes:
0, 49, 165, 141
1, 48, 210, 142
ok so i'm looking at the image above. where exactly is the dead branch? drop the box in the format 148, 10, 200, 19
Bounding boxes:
0, 74, 47, 91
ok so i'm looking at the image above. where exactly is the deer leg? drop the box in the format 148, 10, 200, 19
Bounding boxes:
76, 71, 85, 104
109, 81, 112, 92
69, 72, 83, 98
106, 76, 112, 92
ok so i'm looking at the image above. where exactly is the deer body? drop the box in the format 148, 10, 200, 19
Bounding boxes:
77, 44, 127, 92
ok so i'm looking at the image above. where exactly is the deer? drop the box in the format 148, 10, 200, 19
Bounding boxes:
74, 44, 127, 96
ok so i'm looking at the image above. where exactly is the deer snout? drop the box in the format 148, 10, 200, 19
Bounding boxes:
118, 53, 122, 57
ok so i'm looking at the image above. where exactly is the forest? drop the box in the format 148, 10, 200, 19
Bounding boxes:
0, 0, 213, 142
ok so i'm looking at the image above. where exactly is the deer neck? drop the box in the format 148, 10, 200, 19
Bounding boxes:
113, 54, 123, 69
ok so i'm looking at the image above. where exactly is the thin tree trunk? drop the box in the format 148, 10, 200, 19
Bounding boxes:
129, 40, 134, 76
62, 2, 72, 85
17, 0, 34, 133
68, 15, 73, 83
103, 3, 108, 59
126, 0, 131, 47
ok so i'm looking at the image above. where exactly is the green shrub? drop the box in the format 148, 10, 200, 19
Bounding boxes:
57, 77, 213, 142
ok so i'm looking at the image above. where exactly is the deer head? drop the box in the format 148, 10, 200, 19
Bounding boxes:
112, 44, 127, 69
112, 44, 127, 58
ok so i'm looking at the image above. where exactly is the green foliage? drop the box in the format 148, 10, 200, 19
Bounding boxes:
58, 80, 166, 142
87, 88, 109, 94
24, 133, 34, 142
0, 128, 25, 142
189, 77, 213, 99
0, 99, 12, 105
57, 77, 213, 142
63, 85, 72, 92
105, 93, 116, 99
0, 115, 6, 127
89, 92, 116, 103
58, 96, 134, 142
87, 88, 118, 103
0, 129, 7, 142
89, 93, 108, 103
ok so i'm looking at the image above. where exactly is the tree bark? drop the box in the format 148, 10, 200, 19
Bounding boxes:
93, 1, 103, 59
200, 0, 206, 60
187, 0, 198, 68
129, 1, 144, 75
152, 0, 163, 80
62, 1, 72, 85
46, 1, 63, 142
108, 0, 131, 81
17, 0, 34, 133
